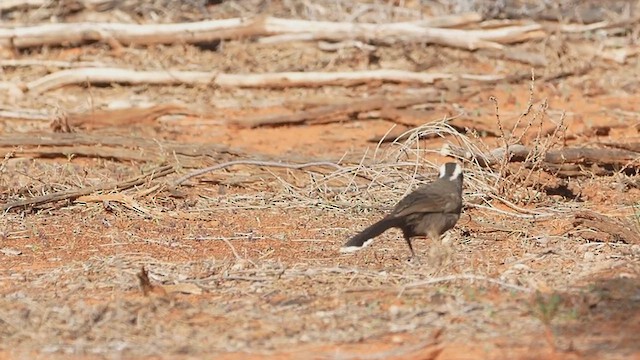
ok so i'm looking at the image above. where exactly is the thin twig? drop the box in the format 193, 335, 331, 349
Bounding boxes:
172, 160, 343, 187
221, 238, 242, 260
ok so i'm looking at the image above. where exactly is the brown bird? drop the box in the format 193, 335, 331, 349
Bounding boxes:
340, 162, 463, 259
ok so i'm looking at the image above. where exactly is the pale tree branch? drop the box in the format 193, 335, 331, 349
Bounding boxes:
21, 68, 503, 94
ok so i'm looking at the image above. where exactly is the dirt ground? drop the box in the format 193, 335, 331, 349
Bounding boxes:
1, 1, 640, 359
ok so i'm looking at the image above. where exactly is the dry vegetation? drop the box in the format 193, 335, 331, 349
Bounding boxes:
1, 1, 640, 359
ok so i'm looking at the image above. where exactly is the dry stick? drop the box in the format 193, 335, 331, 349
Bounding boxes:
490, 96, 510, 194
518, 71, 549, 205
172, 160, 344, 187
3, 146, 154, 163
66, 104, 187, 129
0, 59, 108, 68
468, 202, 555, 219
2, 165, 174, 211
220, 238, 242, 260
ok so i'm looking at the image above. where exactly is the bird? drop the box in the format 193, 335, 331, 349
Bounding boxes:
340, 162, 463, 259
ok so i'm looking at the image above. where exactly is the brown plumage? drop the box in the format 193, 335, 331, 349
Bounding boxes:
340, 162, 463, 258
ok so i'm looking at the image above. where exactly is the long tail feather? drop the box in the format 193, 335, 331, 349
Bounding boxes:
340, 216, 401, 253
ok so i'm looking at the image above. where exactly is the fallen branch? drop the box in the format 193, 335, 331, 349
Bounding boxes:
66, 104, 187, 130
235, 94, 437, 128
1, 104, 191, 124
2, 165, 174, 212
265, 13, 485, 45
0, 133, 244, 168
261, 17, 543, 48
443, 144, 640, 168
573, 211, 640, 244
23, 67, 504, 94
0, 16, 545, 50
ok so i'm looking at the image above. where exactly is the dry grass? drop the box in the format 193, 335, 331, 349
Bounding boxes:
1, 1, 640, 358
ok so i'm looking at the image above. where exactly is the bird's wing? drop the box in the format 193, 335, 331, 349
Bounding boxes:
392, 186, 461, 217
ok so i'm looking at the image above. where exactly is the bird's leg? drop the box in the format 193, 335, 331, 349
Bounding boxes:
404, 235, 420, 263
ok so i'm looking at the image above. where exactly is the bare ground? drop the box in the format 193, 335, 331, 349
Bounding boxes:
1, 1, 640, 359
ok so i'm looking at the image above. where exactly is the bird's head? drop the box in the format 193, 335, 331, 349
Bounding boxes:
438, 162, 463, 190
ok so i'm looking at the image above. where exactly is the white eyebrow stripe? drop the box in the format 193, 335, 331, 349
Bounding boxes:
439, 164, 447, 178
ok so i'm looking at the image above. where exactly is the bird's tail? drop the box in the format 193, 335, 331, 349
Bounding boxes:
340, 216, 402, 253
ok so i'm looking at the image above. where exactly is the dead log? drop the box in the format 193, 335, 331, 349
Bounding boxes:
443, 144, 640, 168
0, 16, 545, 51
21, 67, 504, 94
